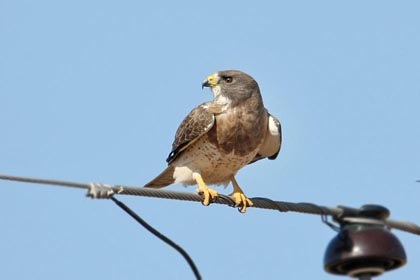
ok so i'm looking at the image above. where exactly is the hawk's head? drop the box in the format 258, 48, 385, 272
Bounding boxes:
202, 70, 261, 105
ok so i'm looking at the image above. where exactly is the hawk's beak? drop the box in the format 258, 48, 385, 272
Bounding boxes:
202, 79, 210, 89
202, 74, 218, 89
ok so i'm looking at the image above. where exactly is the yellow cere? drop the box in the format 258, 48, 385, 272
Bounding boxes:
207, 74, 218, 87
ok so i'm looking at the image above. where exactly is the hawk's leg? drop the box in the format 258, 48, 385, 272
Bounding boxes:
229, 176, 253, 213
193, 173, 218, 206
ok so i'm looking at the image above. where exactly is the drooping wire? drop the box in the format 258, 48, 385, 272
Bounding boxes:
110, 197, 201, 280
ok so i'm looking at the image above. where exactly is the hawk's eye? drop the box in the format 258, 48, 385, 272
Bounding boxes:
225, 77, 233, 83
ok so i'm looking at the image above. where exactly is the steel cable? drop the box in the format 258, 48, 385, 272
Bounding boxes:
1, 173, 419, 235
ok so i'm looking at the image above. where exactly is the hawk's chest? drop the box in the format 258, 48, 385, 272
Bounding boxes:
208, 107, 267, 157
183, 133, 258, 184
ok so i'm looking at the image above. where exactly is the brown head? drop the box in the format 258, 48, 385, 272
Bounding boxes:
202, 70, 262, 106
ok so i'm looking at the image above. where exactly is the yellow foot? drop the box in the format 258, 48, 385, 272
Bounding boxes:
230, 192, 253, 213
193, 172, 218, 206
230, 176, 253, 213
195, 187, 218, 206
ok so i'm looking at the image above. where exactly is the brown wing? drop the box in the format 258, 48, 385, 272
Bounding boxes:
249, 113, 282, 164
166, 102, 215, 164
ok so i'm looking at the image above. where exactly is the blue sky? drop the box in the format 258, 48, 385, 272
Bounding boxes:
1, 1, 419, 279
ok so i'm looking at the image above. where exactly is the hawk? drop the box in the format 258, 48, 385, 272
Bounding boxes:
144, 70, 281, 213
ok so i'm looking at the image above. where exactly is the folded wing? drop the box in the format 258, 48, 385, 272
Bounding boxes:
166, 102, 215, 164
249, 113, 282, 164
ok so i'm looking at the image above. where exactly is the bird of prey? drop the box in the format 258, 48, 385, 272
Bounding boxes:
144, 70, 281, 213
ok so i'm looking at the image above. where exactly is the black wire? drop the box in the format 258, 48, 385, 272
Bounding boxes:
110, 197, 202, 280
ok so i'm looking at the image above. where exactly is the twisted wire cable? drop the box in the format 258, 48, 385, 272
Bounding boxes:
1, 173, 419, 235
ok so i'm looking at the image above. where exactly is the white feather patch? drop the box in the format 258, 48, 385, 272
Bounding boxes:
211, 85, 221, 98
257, 115, 281, 158
173, 166, 194, 185
216, 94, 231, 105
268, 116, 280, 135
